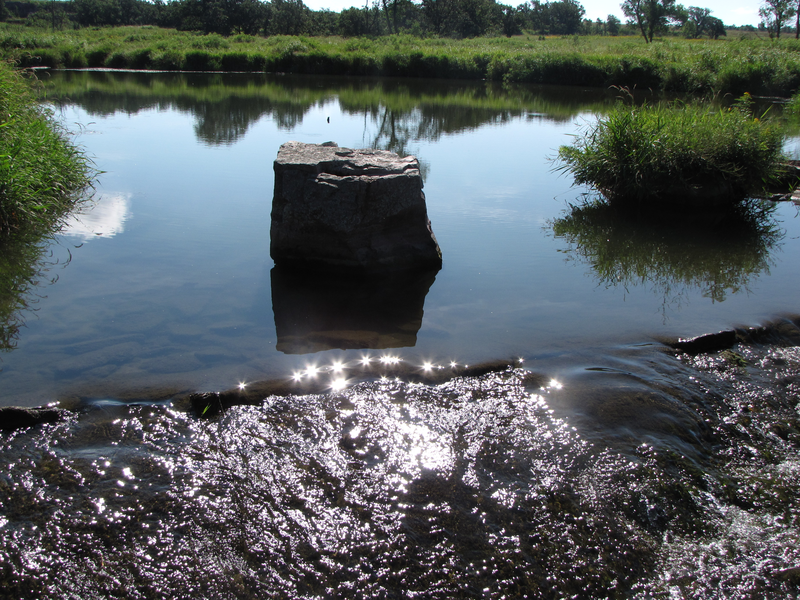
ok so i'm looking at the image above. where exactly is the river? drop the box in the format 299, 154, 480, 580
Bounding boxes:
0, 71, 798, 598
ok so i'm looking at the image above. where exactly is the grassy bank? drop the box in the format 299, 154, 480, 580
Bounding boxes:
3, 26, 800, 96
0, 62, 93, 234
556, 95, 787, 211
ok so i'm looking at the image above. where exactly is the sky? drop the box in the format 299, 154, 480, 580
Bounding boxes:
302, 0, 762, 28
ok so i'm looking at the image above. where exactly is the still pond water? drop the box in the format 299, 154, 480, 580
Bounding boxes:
1, 72, 800, 598
3, 71, 800, 404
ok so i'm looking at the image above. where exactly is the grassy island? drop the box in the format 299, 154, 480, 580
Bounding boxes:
0, 61, 93, 234
556, 95, 788, 212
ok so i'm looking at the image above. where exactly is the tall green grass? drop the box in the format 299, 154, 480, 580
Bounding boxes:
2, 26, 800, 96
556, 95, 787, 211
0, 62, 94, 233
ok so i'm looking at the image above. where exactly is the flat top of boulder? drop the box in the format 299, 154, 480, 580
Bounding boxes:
275, 141, 419, 177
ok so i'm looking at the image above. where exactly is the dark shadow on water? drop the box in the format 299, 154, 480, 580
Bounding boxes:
549, 198, 784, 315
271, 265, 439, 354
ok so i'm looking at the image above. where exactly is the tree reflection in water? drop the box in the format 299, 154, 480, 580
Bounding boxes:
43, 71, 615, 149
549, 198, 784, 314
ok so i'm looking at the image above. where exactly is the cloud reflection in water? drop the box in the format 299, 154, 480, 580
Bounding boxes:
60, 193, 131, 241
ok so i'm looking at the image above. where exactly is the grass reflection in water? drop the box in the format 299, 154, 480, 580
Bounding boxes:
550, 198, 785, 314
0, 232, 69, 352
41, 70, 615, 151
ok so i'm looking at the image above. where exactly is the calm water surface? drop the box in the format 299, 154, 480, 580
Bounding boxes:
1, 71, 799, 404
0, 72, 799, 599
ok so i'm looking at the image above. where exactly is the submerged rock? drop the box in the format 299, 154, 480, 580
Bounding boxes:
671, 330, 737, 354
0, 406, 68, 431
270, 141, 442, 271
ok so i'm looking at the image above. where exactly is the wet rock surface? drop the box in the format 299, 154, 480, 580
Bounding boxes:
270, 141, 442, 271
667, 316, 800, 355
0, 406, 68, 431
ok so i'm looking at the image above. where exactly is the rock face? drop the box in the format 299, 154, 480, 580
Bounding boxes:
271, 141, 442, 271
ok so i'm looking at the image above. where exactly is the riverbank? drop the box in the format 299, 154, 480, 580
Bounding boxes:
0, 62, 94, 353
4, 27, 800, 96
0, 62, 93, 234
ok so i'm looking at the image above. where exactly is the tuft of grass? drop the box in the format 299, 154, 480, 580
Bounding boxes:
0, 62, 94, 234
556, 94, 787, 211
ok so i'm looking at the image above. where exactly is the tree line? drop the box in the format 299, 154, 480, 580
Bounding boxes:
4, 0, 734, 40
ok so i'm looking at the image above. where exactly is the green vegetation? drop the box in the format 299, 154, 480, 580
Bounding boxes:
1, 27, 799, 96
0, 61, 92, 233
556, 95, 788, 211
0, 61, 92, 350
0, 0, 707, 39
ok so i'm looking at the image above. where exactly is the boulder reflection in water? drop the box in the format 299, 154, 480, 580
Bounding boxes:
271, 266, 439, 354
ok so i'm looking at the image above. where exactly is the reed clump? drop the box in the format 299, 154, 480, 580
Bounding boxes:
0, 62, 93, 234
556, 95, 787, 212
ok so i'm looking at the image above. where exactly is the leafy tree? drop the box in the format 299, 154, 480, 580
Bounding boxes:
621, 0, 676, 42
451, 0, 503, 37
686, 5, 710, 36
338, 6, 375, 35
548, 0, 583, 33
527, 0, 548, 32
606, 13, 621, 34
422, 0, 456, 34
339, 2, 384, 35
521, 0, 585, 34
174, 0, 230, 34
74, 0, 122, 26
671, 2, 688, 25
377, 0, 418, 33
501, 4, 522, 35
267, 0, 309, 35
759, 0, 795, 38
706, 15, 725, 37
308, 8, 338, 34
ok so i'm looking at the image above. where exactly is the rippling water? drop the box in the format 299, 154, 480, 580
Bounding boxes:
2, 321, 799, 598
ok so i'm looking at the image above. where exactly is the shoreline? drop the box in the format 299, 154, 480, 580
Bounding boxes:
6, 29, 800, 97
